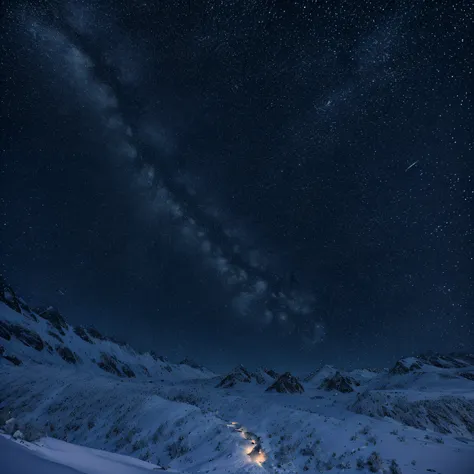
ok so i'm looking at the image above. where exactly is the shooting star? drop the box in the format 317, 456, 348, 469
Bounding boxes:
405, 160, 419, 172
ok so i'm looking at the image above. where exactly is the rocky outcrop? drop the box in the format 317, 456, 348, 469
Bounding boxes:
18, 299, 38, 321
56, 345, 77, 364
319, 371, 360, 393
389, 353, 474, 376
48, 331, 63, 343
0, 321, 44, 351
180, 357, 202, 370
73, 326, 93, 344
264, 368, 279, 379
418, 352, 474, 369
87, 326, 107, 341
449, 352, 474, 366
252, 370, 266, 385
389, 358, 423, 375
80, 326, 127, 346
217, 365, 276, 388
0, 280, 219, 381
108, 336, 128, 347
1, 277, 37, 321
0, 277, 21, 314
217, 365, 253, 388
459, 372, 474, 382
266, 372, 304, 394
121, 363, 136, 378
97, 353, 122, 376
0, 344, 22, 366
150, 351, 168, 363
4, 354, 22, 366
140, 365, 151, 377
96, 353, 135, 378
0, 322, 11, 340
36, 307, 69, 336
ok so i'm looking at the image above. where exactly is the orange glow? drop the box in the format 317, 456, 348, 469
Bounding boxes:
247, 446, 267, 465
254, 450, 267, 464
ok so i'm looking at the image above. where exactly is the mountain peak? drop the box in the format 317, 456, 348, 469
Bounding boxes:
266, 372, 304, 394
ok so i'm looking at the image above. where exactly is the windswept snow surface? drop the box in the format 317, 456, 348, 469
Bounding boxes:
1, 298, 474, 473
0, 300, 215, 382
0, 434, 183, 474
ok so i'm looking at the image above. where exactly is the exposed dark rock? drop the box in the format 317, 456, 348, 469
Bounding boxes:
389, 359, 423, 375
253, 371, 266, 384
36, 307, 69, 336
97, 353, 122, 377
56, 345, 77, 364
150, 351, 168, 363
264, 368, 279, 379
18, 299, 38, 321
0, 322, 11, 340
0, 321, 44, 351
108, 336, 128, 347
449, 352, 474, 366
319, 371, 359, 393
389, 353, 474, 376
73, 326, 93, 344
140, 365, 151, 377
216, 365, 253, 388
0, 345, 4, 356
87, 326, 107, 341
217, 366, 275, 388
180, 357, 202, 370
48, 331, 63, 343
163, 365, 172, 373
4, 354, 22, 366
121, 363, 136, 378
266, 372, 304, 394
419, 352, 471, 369
366, 452, 383, 472
0, 277, 21, 313
459, 372, 474, 382
45, 342, 54, 354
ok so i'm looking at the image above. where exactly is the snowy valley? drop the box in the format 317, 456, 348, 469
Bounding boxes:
1, 279, 473, 474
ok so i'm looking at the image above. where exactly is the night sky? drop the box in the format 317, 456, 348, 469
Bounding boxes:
0, 0, 472, 372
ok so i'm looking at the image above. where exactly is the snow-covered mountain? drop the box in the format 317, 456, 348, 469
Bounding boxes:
0, 277, 215, 382
216, 365, 277, 388
1, 279, 474, 473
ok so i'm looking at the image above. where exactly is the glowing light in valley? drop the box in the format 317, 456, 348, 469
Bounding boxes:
247, 445, 267, 465
228, 421, 267, 466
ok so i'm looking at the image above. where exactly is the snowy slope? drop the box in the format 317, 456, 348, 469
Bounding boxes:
0, 296, 215, 382
1, 280, 474, 473
0, 434, 184, 473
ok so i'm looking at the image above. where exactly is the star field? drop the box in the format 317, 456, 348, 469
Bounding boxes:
0, 0, 472, 371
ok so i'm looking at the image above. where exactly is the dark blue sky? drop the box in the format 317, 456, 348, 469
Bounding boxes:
0, 0, 472, 372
